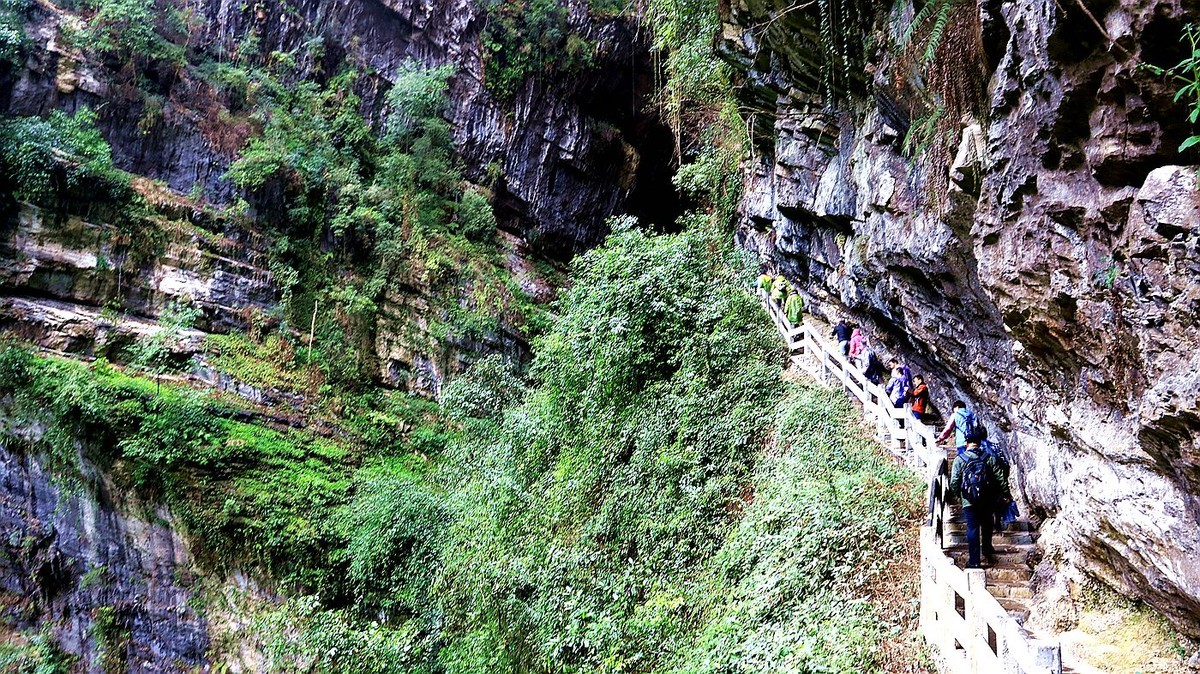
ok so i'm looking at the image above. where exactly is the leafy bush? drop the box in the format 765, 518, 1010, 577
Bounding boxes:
81, 0, 187, 66
0, 631, 77, 674
439, 354, 525, 422
256, 596, 434, 674
456, 187, 497, 241
340, 460, 449, 616
0, 0, 31, 65
0, 108, 129, 203
124, 300, 201, 374
1146, 24, 1200, 156
481, 0, 591, 99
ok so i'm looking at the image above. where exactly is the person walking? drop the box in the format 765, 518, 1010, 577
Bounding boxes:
885, 366, 907, 407
909, 374, 930, 422
848, 328, 864, 362
832, 320, 852, 357
889, 357, 913, 392
938, 400, 979, 455
950, 434, 1010, 568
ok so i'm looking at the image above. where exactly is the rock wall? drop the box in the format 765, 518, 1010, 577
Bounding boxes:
723, 0, 1200, 637
0, 434, 207, 672
0, 198, 530, 396
1, 0, 675, 258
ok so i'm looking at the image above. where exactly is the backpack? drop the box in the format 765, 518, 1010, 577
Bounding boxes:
982, 440, 1010, 472
961, 453, 992, 502
959, 410, 982, 442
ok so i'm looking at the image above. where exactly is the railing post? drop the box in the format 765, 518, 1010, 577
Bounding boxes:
1034, 644, 1063, 674
966, 568, 988, 674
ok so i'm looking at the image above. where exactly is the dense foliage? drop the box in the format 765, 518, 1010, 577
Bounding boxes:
0, 0, 928, 670
1, 218, 921, 671
481, 0, 592, 99
0, 0, 30, 65
0, 108, 130, 203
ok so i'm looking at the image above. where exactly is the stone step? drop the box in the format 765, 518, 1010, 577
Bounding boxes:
948, 549, 1035, 568
945, 533, 1037, 548
996, 597, 1031, 622
986, 581, 1035, 600
985, 567, 1033, 583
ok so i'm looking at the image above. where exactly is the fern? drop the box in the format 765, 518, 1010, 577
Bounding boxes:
898, 0, 962, 66
920, 0, 956, 64
903, 103, 946, 157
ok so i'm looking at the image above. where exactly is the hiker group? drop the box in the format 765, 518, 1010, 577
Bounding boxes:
830, 315, 1018, 570
757, 273, 805, 326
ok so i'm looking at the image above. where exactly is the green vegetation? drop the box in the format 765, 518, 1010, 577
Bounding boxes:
80, 0, 190, 67
0, 0, 31, 65
892, 0, 986, 198
1, 215, 921, 671
481, 0, 593, 99
0, 108, 130, 204
204, 331, 317, 393
1146, 24, 1200, 157
124, 300, 201, 375
0, 0, 931, 670
90, 605, 130, 674
0, 630, 77, 674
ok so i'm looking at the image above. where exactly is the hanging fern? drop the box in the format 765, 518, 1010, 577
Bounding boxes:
890, 0, 986, 202
900, 0, 960, 62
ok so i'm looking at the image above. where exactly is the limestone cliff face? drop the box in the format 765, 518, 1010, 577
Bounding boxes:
0, 0, 674, 395
724, 0, 1200, 636
2, 0, 674, 258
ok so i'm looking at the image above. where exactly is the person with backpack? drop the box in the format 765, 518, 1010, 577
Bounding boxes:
784, 290, 804, 326
975, 426, 1019, 530
938, 400, 979, 455
950, 433, 1011, 568
863, 347, 885, 385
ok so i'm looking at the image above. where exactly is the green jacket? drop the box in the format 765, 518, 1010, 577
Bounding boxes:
950, 448, 1010, 509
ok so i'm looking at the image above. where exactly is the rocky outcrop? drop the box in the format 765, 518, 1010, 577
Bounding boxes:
0, 199, 529, 395
1, 0, 676, 258
724, 0, 1200, 637
0, 436, 207, 672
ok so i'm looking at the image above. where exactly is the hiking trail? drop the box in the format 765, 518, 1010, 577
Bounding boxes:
758, 288, 1081, 674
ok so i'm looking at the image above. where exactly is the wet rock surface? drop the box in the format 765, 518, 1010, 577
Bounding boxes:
724, 0, 1200, 637
0, 439, 207, 672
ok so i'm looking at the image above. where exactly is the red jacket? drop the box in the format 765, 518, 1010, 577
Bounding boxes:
910, 383, 929, 414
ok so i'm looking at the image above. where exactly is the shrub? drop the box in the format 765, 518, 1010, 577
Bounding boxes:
0, 107, 129, 203
481, 0, 591, 99
0, 0, 31, 65
455, 187, 497, 241
341, 461, 450, 616
440, 354, 525, 422
81, 0, 187, 67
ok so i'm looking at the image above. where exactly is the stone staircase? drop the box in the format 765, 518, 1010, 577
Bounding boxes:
939, 449, 1039, 624
763, 287, 1068, 673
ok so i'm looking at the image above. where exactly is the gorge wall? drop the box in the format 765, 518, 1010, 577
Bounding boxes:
723, 0, 1200, 638
0, 1, 674, 670
0, 0, 675, 395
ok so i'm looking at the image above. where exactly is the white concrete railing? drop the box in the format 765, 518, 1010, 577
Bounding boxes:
757, 287, 943, 478
757, 288, 1063, 674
